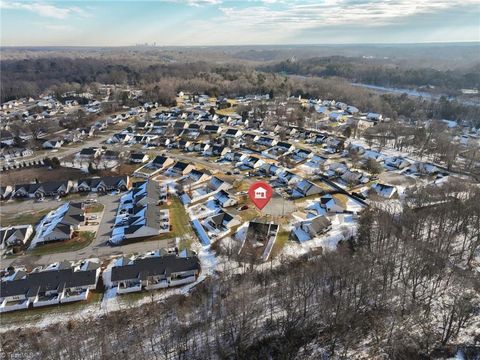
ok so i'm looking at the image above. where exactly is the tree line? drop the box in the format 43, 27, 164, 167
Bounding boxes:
260, 56, 480, 92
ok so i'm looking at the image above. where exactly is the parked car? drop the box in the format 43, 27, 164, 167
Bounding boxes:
237, 205, 249, 211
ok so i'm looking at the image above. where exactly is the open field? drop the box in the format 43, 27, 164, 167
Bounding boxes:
0, 208, 51, 227
29, 232, 95, 256
0, 167, 86, 185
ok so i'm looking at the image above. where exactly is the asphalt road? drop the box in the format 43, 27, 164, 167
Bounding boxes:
0, 193, 173, 269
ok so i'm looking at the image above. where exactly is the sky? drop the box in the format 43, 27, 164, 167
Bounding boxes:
1, 0, 479, 46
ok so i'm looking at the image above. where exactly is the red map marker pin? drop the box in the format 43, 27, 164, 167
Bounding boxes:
248, 181, 273, 210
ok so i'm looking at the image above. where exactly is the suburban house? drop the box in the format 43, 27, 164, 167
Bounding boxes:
0, 225, 34, 251
14, 180, 73, 198
107, 133, 133, 144
30, 202, 85, 247
167, 161, 195, 177
255, 136, 277, 147
188, 176, 233, 203
291, 215, 332, 243
301, 155, 327, 174
178, 169, 211, 187
307, 194, 346, 216
212, 189, 238, 208
109, 181, 167, 245
258, 163, 282, 177
42, 138, 64, 149
203, 124, 221, 134
384, 156, 411, 170
0, 260, 101, 313
371, 183, 397, 199
76, 176, 130, 193
203, 145, 230, 157
277, 170, 302, 185
224, 128, 242, 138
130, 153, 149, 164
292, 179, 324, 198
108, 252, 200, 294
276, 141, 295, 153
148, 155, 175, 170
77, 147, 102, 160
201, 210, 239, 239
0, 147, 33, 161
237, 155, 264, 170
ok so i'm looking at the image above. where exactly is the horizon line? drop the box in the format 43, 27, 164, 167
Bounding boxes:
1, 40, 479, 49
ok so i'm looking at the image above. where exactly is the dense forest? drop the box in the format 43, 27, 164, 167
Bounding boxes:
260, 57, 480, 92
1, 181, 479, 359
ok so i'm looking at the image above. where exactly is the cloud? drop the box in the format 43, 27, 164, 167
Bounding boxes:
0, 1, 87, 19
162, 0, 222, 6
220, 0, 480, 29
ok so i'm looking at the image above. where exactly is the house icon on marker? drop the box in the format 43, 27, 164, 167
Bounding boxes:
254, 186, 267, 199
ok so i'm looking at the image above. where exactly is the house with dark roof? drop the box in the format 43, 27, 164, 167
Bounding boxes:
203, 145, 230, 157
14, 180, 73, 199
0, 147, 33, 161
276, 141, 295, 152
213, 189, 237, 207
0, 259, 100, 312
76, 176, 130, 193
107, 132, 133, 144
76, 147, 102, 159
178, 169, 211, 187
108, 252, 200, 294
130, 153, 149, 164
0, 225, 33, 252
30, 202, 85, 247
109, 181, 168, 245
291, 215, 332, 243
167, 161, 195, 177
254, 135, 277, 147
202, 210, 238, 235
148, 155, 175, 170
307, 194, 346, 216
42, 138, 64, 149
292, 180, 324, 198
204, 124, 221, 134
224, 128, 242, 138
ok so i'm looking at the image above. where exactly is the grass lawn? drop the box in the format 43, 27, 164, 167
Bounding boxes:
238, 208, 259, 222
29, 231, 95, 256
0, 208, 52, 227
85, 203, 105, 213
216, 107, 236, 116
0, 292, 102, 328
270, 228, 290, 258
117, 290, 155, 306
154, 197, 195, 250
